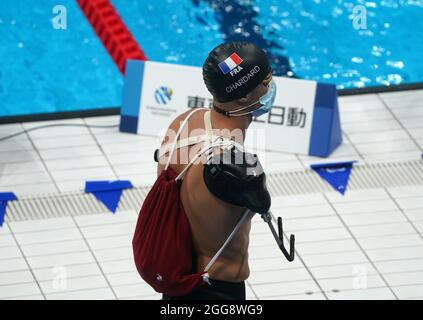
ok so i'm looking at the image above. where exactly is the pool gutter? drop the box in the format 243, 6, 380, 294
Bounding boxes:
337, 82, 423, 96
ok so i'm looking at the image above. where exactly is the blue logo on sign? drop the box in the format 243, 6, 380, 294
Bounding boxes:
154, 86, 173, 105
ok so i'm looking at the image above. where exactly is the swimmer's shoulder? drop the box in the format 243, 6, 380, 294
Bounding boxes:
160, 109, 206, 145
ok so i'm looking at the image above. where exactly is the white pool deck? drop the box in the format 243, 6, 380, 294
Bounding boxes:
0, 89, 422, 300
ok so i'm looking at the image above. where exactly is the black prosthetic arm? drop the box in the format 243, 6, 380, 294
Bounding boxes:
204, 146, 296, 262
261, 212, 295, 262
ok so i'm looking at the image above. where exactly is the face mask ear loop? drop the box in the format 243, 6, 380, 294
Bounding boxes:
226, 110, 259, 117
214, 101, 262, 118
228, 101, 260, 114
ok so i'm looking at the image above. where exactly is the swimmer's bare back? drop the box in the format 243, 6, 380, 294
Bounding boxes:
157, 109, 255, 283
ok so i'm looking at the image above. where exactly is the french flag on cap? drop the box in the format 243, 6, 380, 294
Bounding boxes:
218, 53, 243, 74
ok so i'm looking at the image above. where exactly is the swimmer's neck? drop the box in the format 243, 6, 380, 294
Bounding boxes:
210, 108, 252, 135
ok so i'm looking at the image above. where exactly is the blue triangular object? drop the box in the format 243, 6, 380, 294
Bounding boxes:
92, 189, 123, 214
85, 180, 133, 193
84, 181, 133, 213
311, 161, 357, 195
0, 202, 7, 226
0, 192, 17, 202
0, 192, 17, 226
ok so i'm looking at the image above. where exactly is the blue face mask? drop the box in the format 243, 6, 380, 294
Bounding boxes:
222, 80, 277, 118
251, 80, 277, 118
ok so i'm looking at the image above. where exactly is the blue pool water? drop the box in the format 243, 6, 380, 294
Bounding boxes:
1, 0, 422, 117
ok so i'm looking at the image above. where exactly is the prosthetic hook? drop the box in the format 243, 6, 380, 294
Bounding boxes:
261, 212, 295, 262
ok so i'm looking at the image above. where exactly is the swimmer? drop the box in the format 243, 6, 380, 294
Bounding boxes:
156, 41, 275, 300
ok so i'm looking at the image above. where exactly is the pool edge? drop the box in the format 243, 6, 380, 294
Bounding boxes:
337, 82, 423, 96
0, 82, 422, 124
0, 108, 120, 125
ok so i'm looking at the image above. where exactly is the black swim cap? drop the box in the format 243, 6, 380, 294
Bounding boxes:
203, 42, 272, 103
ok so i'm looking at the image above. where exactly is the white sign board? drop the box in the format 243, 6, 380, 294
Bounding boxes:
120, 60, 342, 157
